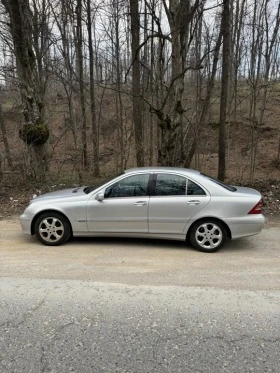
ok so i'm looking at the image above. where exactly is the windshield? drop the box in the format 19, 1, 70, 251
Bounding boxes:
83, 172, 124, 194
201, 174, 237, 192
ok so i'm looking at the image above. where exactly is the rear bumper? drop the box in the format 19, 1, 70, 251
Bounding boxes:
226, 215, 266, 239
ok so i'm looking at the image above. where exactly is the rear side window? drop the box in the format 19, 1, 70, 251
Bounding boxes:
187, 180, 206, 195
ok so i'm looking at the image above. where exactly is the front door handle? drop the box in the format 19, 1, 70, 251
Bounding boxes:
187, 200, 200, 205
133, 201, 147, 206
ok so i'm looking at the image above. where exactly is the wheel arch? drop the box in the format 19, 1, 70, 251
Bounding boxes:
31, 210, 73, 236
186, 217, 232, 241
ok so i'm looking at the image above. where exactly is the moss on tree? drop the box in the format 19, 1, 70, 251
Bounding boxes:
19, 123, 49, 146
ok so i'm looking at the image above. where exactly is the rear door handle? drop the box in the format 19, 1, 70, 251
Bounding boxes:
187, 200, 200, 205
133, 201, 147, 206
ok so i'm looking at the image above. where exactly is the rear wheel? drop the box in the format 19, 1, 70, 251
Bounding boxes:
34, 212, 71, 246
189, 219, 227, 253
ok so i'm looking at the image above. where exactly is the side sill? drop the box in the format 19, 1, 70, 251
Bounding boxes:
72, 232, 186, 241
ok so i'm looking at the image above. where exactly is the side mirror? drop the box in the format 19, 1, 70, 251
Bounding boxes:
95, 192, 104, 202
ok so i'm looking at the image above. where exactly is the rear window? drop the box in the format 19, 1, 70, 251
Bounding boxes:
201, 174, 237, 192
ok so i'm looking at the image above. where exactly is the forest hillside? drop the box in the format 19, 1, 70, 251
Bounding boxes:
0, 0, 280, 216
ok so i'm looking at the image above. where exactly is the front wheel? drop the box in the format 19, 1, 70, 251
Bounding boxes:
34, 212, 71, 246
189, 219, 227, 253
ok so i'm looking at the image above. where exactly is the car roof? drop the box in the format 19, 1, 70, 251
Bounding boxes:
124, 167, 200, 175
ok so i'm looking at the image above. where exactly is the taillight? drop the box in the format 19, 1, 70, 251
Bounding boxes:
248, 199, 263, 214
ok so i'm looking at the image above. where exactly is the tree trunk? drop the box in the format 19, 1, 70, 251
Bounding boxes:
76, 0, 88, 171
86, 0, 100, 176
157, 0, 191, 166
218, 0, 232, 181
130, 0, 144, 166
0, 102, 13, 169
248, 0, 266, 183
113, 0, 125, 171
155, 1, 208, 166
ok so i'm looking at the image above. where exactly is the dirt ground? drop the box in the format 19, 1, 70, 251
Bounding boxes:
1, 217, 279, 291
1, 218, 279, 372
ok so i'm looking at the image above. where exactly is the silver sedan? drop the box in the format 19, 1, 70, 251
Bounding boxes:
20, 167, 265, 252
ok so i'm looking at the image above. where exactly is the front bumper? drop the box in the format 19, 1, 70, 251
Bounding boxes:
19, 213, 33, 235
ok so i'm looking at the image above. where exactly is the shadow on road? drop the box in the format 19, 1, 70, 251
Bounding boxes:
66, 235, 255, 254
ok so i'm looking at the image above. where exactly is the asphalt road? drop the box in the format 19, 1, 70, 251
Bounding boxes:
0, 218, 280, 373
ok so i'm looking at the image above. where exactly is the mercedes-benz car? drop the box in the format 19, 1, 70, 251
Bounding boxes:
20, 167, 265, 252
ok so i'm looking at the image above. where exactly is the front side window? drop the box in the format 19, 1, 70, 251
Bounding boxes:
155, 174, 186, 196
104, 174, 150, 198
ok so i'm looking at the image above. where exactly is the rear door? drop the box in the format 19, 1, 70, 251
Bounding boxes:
148, 173, 210, 234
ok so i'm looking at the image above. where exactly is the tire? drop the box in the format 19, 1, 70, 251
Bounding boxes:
189, 219, 227, 253
34, 212, 71, 246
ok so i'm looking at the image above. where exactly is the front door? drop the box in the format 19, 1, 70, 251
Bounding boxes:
87, 173, 150, 233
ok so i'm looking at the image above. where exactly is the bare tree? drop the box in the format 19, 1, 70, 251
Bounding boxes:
1, 0, 50, 180
135, 0, 205, 166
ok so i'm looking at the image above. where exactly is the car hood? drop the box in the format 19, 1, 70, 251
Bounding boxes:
31, 187, 87, 202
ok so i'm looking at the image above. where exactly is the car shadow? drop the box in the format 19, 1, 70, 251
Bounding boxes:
69, 236, 191, 251
67, 236, 255, 253
222, 237, 257, 252
20, 232, 256, 254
